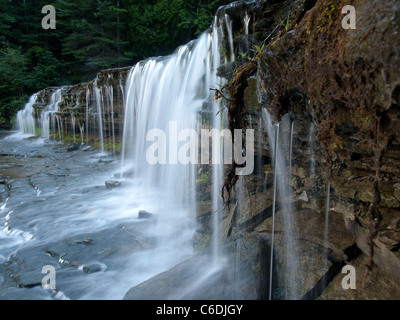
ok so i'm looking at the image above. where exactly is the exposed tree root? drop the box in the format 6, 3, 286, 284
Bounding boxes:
214, 60, 257, 206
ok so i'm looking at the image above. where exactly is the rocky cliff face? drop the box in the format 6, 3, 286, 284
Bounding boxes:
31, 66, 130, 152
214, 0, 400, 299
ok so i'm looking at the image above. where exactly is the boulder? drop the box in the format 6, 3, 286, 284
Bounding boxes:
138, 210, 153, 220
82, 263, 106, 274
66, 143, 80, 152
0, 123, 12, 130
124, 232, 272, 300
105, 180, 121, 189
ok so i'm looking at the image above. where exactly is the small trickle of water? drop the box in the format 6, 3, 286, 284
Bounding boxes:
269, 123, 279, 300
94, 79, 105, 153
244, 12, 251, 36
324, 181, 331, 260
224, 14, 235, 62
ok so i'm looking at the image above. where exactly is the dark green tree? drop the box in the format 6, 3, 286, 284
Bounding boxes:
58, 0, 130, 82
0, 46, 29, 122
0, 0, 232, 122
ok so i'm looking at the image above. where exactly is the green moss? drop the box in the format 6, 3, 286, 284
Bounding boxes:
91, 140, 122, 153
291, 177, 298, 189
317, 1, 337, 34
35, 127, 42, 136
380, 193, 400, 208
356, 190, 373, 203
62, 134, 76, 144
196, 173, 209, 185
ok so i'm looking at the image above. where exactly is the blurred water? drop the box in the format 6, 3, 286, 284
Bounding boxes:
0, 134, 187, 300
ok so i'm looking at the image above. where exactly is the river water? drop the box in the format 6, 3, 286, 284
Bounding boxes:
0, 131, 194, 300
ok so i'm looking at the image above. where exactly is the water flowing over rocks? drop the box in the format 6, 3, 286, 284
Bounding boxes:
8, 0, 400, 300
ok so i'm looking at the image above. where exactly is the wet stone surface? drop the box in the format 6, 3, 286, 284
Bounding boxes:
0, 133, 161, 300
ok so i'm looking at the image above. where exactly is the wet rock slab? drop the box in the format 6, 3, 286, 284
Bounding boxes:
124, 232, 272, 300
319, 254, 400, 300
138, 210, 153, 220
105, 180, 121, 189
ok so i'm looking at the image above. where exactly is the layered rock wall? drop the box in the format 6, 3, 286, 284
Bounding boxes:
215, 0, 400, 299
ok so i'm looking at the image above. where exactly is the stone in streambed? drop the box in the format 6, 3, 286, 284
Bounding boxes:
105, 180, 121, 189
138, 210, 153, 220
82, 263, 106, 274
66, 143, 80, 152
99, 159, 114, 164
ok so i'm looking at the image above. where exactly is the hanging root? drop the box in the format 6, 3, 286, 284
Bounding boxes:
214, 60, 257, 205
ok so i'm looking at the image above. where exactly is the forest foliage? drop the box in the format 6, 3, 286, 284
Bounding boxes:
0, 0, 231, 123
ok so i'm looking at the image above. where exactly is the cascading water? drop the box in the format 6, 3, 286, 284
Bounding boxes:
244, 11, 251, 51
106, 84, 116, 156
244, 12, 250, 36
120, 13, 236, 274
40, 89, 63, 139
86, 87, 91, 144
17, 94, 38, 135
93, 79, 105, 153
268, 123, 279, 300
224, 14, 235, 62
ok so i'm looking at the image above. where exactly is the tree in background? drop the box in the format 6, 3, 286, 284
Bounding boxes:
58, 0, 130, 83
123, 0, 230, 60
0, 46, 28, 122
0, 0, 231, 123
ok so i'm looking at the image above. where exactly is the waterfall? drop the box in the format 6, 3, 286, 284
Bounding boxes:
120, 13, 236, 269
244, 11, 250, 52
86, 87, 90, 144
93, 79, 105, 153
211, 16, 225, 264
324, 181, 331, 270
40, 89, 62, 139
17, 94, 38, 135
13, 5, 272, 298
121, 14, 236, 270
106, 84, 116, 156
244, 12, 250, 36
269, 123, 279, 300
224, 14, 235, 62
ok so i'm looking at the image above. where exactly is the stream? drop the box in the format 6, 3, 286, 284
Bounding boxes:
0, 131, 192, 300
